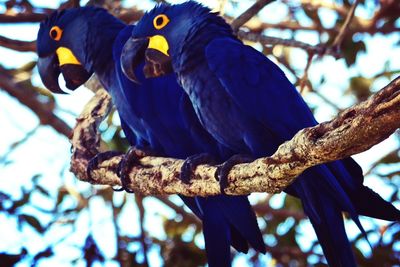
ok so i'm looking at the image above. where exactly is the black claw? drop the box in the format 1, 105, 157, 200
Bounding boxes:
119, 147, 153, 193
87, 151, 123, 182
216, 154, 254, 194
180, 153, 216, 184
112, 186, 125, 192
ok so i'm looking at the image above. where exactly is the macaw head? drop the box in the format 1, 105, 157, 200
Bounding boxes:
120, 1, 230, 83
37, 7, 124, 93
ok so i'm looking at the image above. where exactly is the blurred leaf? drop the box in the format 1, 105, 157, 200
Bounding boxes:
283, 195, 302, 211
378, 150, 400, 165
161, 239, 207, 267
164, 217, 191, 238
31, 174, 42, 184
97, 187, 114, 203
349, 76, 372, 101
55, 187, 69, 209
35, 185, 50, 198
0, 252, 24, 267
342, 39, 366, 66
8, 191, 30, 214
303, 7, 322, 26
19, 214, 45, 233
83, 235, 105, 267
9, 61, 36, 75
0, 191, 11, 201
32, 247, 53, 266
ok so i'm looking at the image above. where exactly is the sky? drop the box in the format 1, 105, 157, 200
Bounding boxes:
0, 0, 399, 266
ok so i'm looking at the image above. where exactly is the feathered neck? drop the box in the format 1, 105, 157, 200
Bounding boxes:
84, 9, 125, 76
172, 6, 234, 73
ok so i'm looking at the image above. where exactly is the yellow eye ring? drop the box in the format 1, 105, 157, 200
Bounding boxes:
153, 14, 169, 30
49, 26, 63, 41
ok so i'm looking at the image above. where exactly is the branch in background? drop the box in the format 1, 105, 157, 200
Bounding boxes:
237, 31, 340, 57
0, 35, 36, 52
0, 12, 48, 23
299, 0, 348, 18
231, 0, 276, 32
70, 77, 400, 196
0, 66, 72, 137
298, 53, 315, 94
330, 0, 361, 52
116, 8, 143, 23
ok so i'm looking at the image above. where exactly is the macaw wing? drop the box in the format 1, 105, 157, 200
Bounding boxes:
205, 37, 317, 142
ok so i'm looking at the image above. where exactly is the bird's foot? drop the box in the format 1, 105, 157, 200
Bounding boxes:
118, 146, 155, 193
180, 153, 216, 184
87, 151, 125, 191
215, 154, 254, 194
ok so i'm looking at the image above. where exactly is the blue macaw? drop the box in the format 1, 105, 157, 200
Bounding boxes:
120, 2, 400, 266
36, 7, 265, 267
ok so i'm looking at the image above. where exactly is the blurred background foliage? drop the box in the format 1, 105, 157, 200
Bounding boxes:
0, 0, 399, 266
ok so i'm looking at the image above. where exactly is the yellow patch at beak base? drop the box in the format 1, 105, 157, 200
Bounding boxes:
148, 35, 169, 56
56, 47, 81, 66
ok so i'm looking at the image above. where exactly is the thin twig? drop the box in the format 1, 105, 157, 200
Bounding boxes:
238, 31, 340, 57
312, 90, 342, 111
331, 0, 361, 50
231, 0, 276, 32
299, 53, 315, 94
364, 148, 400, 176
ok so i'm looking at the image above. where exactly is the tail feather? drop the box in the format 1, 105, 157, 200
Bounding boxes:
352, 186, 400, 221
294, 180, 357, 267
304, 194, 356, 267
328, 159, 400, 221
287, 164, 365, 267
299, 165, 366, 237
230, 226, 249, 253
192, 196, 265, 267
200, 197, 232, 267
215, 195, 266, 254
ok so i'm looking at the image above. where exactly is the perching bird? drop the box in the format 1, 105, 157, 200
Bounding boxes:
36, 7, 265, 267
120, 2, 400, 266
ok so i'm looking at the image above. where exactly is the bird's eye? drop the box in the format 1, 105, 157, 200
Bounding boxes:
153, 14, 170, 30
49, 26, 63, 41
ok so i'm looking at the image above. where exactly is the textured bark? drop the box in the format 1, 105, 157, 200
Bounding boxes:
69, 76, 400, 196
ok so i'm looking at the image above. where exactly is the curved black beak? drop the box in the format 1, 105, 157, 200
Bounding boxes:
37, 53, 92, 94
121, 37, 149, 83
121, 36, 173, 83
37, 54, 65, 94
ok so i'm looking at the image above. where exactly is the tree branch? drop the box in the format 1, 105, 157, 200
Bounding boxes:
330, 0, 361, 51
231, 0, 276, 32
237, 31, 339, 56
69, 76, 400, 196
0, 12, 48, 23
0, 35, 36, 52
